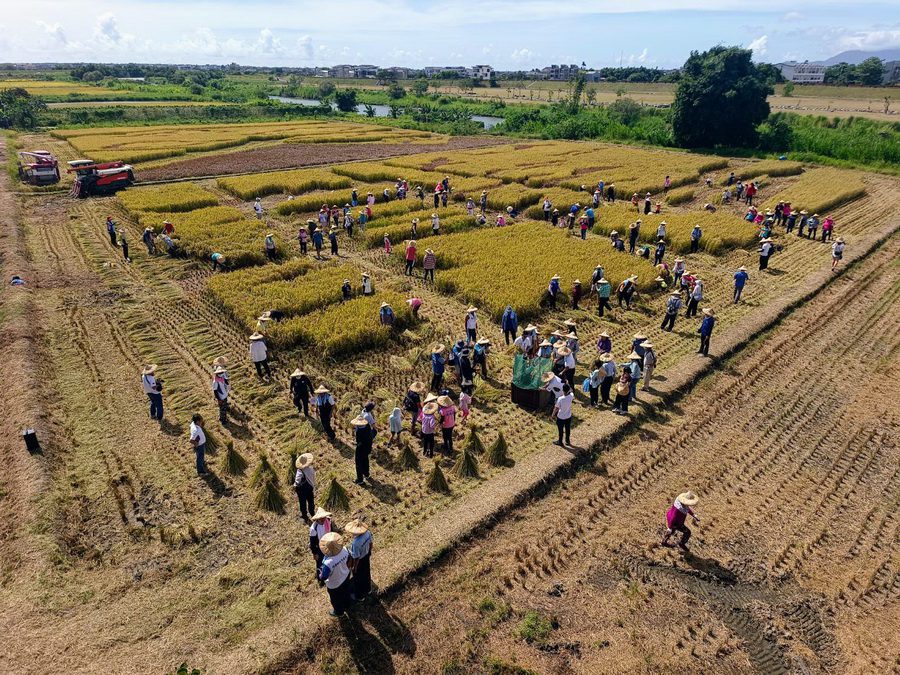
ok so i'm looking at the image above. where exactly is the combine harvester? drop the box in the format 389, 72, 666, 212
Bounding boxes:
16, 151, 60, 185
67, 159, 135, 198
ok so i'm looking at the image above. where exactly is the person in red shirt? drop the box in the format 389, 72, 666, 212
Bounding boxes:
662, 491, 701, 550
404, 240, 417, 276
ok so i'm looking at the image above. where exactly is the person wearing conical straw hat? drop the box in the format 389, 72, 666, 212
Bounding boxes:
309, 506, 332, 580
264, 231, 276, 261
341, 278, 352, 303
313, 385, 337, 441
404, 239, 417, 276
631, 333, 648, 361
733, 266, 750, 303
640, 341, 657, 392
599, 352, 617, 405
698, 307, 716, 357
431, 212, 440, 235
759, 237, 774, 271
256, 310, 272, 335
289, 368, 314, 417
612, 362, 632, 415
617, 275, 638, 310
690, 223, 702, 254
318, 532, 352, 616
831, 237, 845, 271
501, 305, 518, 345
479, 189, 488, 214
422, 248, 436, 282
437, 394, 457, 456
431, 343, 446, 392
571, 279, 582, 309
685, 276, 703, 318
547, 274, 561, 310
212, 363, 231, 425
403, 380, 426, 437
141, 364, 164, 421
541, 370, 565, 411
420, 397, 441, 458
473, 337, 492, 380
806, 212, 820, 240
595, 276, 612, 317
672, 256, 685, 288
379, 301, 395, 327
551, 382, 574, 447
662, 491, 701, 551
346, 519, 374, 601
465, 306, 478, 343
329, 226, 339, 255
351, 415, 373, 486
627, 350, 642, 402
389, 405, 403, 445
189, 413, 208, 475
557, 344, 576, 388
361, 272, 373, 296
293, 453, 316, 521
249, 332, 271, 379
298, 223, 310, 255
661, 290, 682, 332
254, 197, 264, 219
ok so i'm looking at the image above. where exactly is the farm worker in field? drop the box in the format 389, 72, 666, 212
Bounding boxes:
403, 381, 425, 436
431, 213, 440, 234
627, 351, 642, 402
189, 413, 208, 476
596, 278, 612, 317
617, 275, 638, 310
256, 311, 272, 335
571, 280, 583, 309
784, 209, 798, 233
612, 367, 632, 415
685, 277, 703, 317
382, 234, 391, 255
745, 182, 757, 206
631, 333, 647, 361
309, 507, 332, 580
735, 180, 744, 201
596, 330, 612, 355
585, 205, 595, 228
727, 171, 735, 186
162, 220, 174, 236
639, 245, 651, 260
661, 291, 683, 332
537, 339, 553, 359
547, 274, 561, 310
420, 398, 440, 457
379, 302, 396, 327
358, 210, 368, 230
474, 338, 491, 379
597, 179, 605, 195
351, 187, 358, 206
542, 197, 552, 219
551, 383, 574, 447
831, 237, 845, 271
759, 238, 774, 271
212, 363, 230, 424
458, 388, 472, 424
655, 202, 663, 214
672, 257, 685, 287
662, 492, 701, 550
142, 227, 156, 255
433, 184, 441, 208
611, 232, 625, 253
501, 305, 518, 345
733, 266, 750, 303
721, 188, 732, 204
437, 395, 457, 456
466, 197, 475, 215
116, 226, 130, 263
345, 518, 373, 601
431, 344, 446, 392
605, 183, 616, 202
441, 189, 449, 208
579, 216, 589, 239
628, 221, 640, 254
162, 234, 176, 256
459, 347, 475, 393
656, 221, 667, 240
350, 414, 374, 485
366, 192, 375, 207
806, 213, 820, 240
797, 210, 809, 237
141, 364, 163, 421
698, 308, 716, 356
599, 352, 617, 405
744, 206, 757, 223
264, 232, 276, 261
644, 192, 652, 215
690, 224, 702, 253
541, 371, 565, 411
464, 307, 478, 342
318, 207, 328, 228
292, 453, 315, 521
343, 203, 351, 218
821, 216, 834, 242
641, 341, 657, 391
415, 185, 425, 204
422, 248, 436, 282
559, 345, 576, 388
341, 278, 352, 302
361, 272, 373, 295
329, 227, 339, 256
480, 190, 488, 215
344, 211, 354, 237
319, 532, 352, 617
254, 198, 264, 219
298, 225, 310, 255
588, 360, 603, 407
211, 252, 225, 271
382, 187, 392, 202
442, 176, 450, 193
592, 188, 601, 208
631, 193, 640, 212
521, 324, 539, 357
551, 208, 560, 226
407, 296, 423, 320
654, 238, 666, 266
496, 213, 506, 227
314, 385, 337, 441
249, 332, 271, 379
290, 368, 314, 417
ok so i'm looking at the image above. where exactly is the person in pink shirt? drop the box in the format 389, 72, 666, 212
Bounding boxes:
661, 491, 701, 550
437, 394, 456, 456
821, 216, 834, 242
459, 390, 472, 424
404, 240, 417, 276
383, 234, 392, 255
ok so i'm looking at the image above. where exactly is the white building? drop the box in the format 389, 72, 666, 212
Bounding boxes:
776, 61, 826, 84
471, 64, 494, 81
424, 66, 468, 78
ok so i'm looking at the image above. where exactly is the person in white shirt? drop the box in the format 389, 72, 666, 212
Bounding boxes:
141, 364, 163, 421
249, 332, 271, 378
189, 413, 207, 475
552, 383, 574, 446
831, 237, 845, 271
600, 352, 617, 405
541, 371, 564, 411
656, 221, 667, 239
465, 307, 478, 342
212, 365, 231, 424
759, 237, 774, 271
686, 278, 703, 318
361, 273, 373, 295
318, 532, 353, 616
293, 453, 316, 521
254, 198, 264, 219
641, 341, 657, 391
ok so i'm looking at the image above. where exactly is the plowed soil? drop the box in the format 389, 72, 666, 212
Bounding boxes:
296, 235, 900, 674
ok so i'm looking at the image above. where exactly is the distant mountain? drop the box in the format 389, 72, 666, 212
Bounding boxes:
817, 49, 900, 66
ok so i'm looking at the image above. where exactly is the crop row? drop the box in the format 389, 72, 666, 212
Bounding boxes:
118, 183, 219, 213
764, 167, 866, 215
217, 168, 353, 200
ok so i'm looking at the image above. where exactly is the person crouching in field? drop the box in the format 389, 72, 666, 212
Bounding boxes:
662, 491, 700, 551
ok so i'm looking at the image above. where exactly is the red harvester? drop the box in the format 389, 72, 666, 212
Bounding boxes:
68, 159, 134, 198
17, 150, 60, 185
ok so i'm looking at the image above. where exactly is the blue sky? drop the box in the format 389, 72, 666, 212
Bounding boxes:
2, 1, 898, 68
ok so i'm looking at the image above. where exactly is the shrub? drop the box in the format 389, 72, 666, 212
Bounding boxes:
517, 611, 553, 644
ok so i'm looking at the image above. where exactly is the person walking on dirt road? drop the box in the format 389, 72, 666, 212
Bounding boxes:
141, 364, 163, 421
293, 453, 315, 521
106, 216, 118, 247
189, 413, 208, 476
661, 491, 701, 550
685, 277, 703, 318
641, 341, 657, 391
314, 385, 337, 441
759, 238, 774, 271
551, 383, 574, 447
698, 308, 715, 356
831, 237, 845, 271
733, 266, 749, 303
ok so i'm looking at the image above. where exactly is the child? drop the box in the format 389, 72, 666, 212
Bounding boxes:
459, 390, 472, 424
383, 234, 392, 255
389, 406, 403, 445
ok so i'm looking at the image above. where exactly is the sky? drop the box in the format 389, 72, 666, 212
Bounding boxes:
1, 0, 898, 69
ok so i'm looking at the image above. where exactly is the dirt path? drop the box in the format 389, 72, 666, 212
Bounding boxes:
296, 235, 900, 674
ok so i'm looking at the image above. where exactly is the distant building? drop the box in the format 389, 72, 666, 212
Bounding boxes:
471, 64, 494, 81
882, 60, 900, 85
329, 64, 379, 78
776, 61, 826, 84
424, 66, 468, 78
384, 67, 411, 80
538, 64, 580, 81
355, 65, 379, 78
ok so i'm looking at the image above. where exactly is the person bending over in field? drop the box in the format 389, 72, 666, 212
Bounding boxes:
662, 491, 700, 550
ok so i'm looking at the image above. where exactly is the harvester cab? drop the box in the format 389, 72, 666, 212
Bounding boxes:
17, 151, 60, 185
67, 159, 135, 198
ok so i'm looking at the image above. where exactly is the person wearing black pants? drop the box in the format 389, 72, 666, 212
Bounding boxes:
293, 453, 315, 521
599, 355, 615, 405
628, 223, 640, 254
351, 415, 372, 485
661, 291, 682, 331
290, 368, 313, 417
698, 307, 715, 356
551, 384, 574, 447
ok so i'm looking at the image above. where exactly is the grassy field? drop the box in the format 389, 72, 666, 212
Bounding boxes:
2, 121, 897, 673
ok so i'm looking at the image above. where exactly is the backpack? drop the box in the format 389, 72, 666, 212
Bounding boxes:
582, 378, 591, 393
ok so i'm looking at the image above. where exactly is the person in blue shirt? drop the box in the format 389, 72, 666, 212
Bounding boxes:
501, 305, 518, 345
379, 302, 395, 327
351, 188, 358, 207
585, 206, 595, 228
547, 275, 561, 310
431, 344, 446, 392
698, 308, 716, 356
690, 225, 702, 253
345, 519, 373, 601
733, 266, 750, 303
312, 227, 324, 259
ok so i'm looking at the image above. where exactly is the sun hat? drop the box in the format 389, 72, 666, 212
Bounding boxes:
249, 332, 265, 341
477, 338, 491, 346
640, 341, 653, 348
551, 330, 565, 338
466, 306, 478, 313
812, 213, 819, 218
702, 307, 716, 316
670, 290, 681, 296
343, 278, 350, 284
291, 368, 306, 377
142, 364, 157, 375
432, 213, 438, 218
837, 237, 844, 243
412, 218, 419, 224
629, 275, 639, 281
628, 351, 641, 360
212, 356, 228, 367
573, 279, 581, 285
738, 266, 747, 271
610, 230, 618, 236
524, 324, 538, 332
163, 220, 172, 225
314, 385, 330, 394
506, 206, 513, 213
539, 339, 552, 347
380, 302, 390, 308
295, 453, 313, 470
677, 491, 699, 506
214, 365, 228, 375
598, 331, 610, 338
362, 272, 370, 278
344, 519, 369, 536
437, 395, 454, 408
659, 220, 667, 226
601, 352, 613, 362
800, 210, 808, 215
674, 257, 683, 262
311, 506, 332, 521
563, 318, 577, 327
655, 276, 665, 282
565, 332, 578, 340
629, 222, 639, 229
540, 371, 557, 384
408, 239, 417, 246
598, 277, 607, 283
255, 197, 261, 201
409, 381, 426, 394
350, 415, 370, 428
422, 401, 439, 415
556, 345, 572, 357
425, 248, 433, 254
424, 392, 438, 404
633, 333, 647, 340
258, 310, 271, 320
432, 343, 446, 354
319, 531, 344, 556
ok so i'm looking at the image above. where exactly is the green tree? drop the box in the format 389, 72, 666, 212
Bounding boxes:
317, 81, 336, 98
857, 57, 885, 86
782, 81, 795, 97
566, 71, 586, 115
756, 62, 785, 85
387, 82, 406, 99
672, 46, 772, 148
0, 88, 46, 129
333, 88, 358, 112
411, 79, 429, 96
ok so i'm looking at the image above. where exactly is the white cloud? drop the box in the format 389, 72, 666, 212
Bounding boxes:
783, 11, 804, 20
482, 43, 494, 55
253, 28, 283, 55
297, 35, 313, 60
37, 20, 68, 45
747, 34, 768, 57
510, 48, 534, 63
837, 29, 900, 50
94, 12, 123, 46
